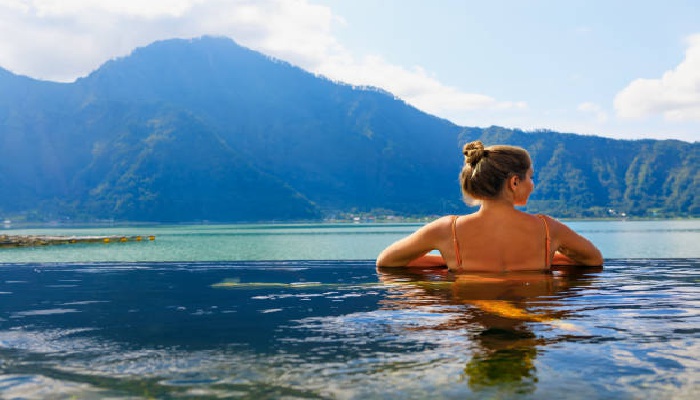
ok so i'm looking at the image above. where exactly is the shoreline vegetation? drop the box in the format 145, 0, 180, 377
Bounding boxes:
0, 214, 697, 231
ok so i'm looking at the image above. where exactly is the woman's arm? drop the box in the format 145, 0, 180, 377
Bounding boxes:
548, 216, 603, 266
375, 218, 448, 267
552, 251, 578, 266
406, 254, 447, 267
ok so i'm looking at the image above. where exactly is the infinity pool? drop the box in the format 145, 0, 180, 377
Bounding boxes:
0, 259, 698, 399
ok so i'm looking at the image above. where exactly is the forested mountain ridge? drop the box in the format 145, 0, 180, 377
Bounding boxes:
0, 36, 697, 222
459, 127, 698, 217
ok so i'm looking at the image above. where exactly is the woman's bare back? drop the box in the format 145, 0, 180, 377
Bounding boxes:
449, 210, 549, 272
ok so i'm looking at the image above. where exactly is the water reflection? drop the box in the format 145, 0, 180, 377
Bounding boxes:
376, 265, 603, 394
5, 260, 696, 398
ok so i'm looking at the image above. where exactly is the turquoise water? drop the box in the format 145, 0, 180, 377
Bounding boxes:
1, 219, 699, 263
1, 220, 699, 399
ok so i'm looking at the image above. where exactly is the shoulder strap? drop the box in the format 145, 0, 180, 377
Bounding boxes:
537, 214, 551, 268
451, 215, 462, 267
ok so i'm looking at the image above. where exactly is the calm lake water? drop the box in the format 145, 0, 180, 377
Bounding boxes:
1, 220, 699, 399
1, 219, 699, 263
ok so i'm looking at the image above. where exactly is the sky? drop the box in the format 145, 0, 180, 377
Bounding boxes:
0, 0, 698, 142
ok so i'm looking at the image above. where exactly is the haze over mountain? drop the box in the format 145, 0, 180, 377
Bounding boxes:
0, 36, 697, 222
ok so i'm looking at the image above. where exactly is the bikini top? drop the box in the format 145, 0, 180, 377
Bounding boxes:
451, 214, 551, 269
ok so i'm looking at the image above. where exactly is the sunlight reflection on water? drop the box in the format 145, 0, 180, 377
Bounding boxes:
0, 259, 698, 398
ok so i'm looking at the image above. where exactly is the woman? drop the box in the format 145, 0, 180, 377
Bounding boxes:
376, 141, 603, 271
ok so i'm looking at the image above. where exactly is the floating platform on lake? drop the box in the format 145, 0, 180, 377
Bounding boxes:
0, 234, 155, 248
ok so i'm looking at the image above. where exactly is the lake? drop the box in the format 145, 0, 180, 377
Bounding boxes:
1, 219, 699, 399
1, 219, 699, 263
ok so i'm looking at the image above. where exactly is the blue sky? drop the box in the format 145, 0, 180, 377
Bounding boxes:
0, 0, 698, 142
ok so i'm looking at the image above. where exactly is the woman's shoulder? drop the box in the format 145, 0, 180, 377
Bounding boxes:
426, 215, 461, 230
396, 215, 460, 250
420, 215, 467, 237
533, 214, 575, 237
432, 214, 467, 223
531, 212, 559, 226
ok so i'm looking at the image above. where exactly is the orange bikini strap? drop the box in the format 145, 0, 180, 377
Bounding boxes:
451, 215, 462, 267
537, 214, 551, 267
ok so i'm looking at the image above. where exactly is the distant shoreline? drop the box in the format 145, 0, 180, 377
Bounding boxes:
1, 216, 697, 230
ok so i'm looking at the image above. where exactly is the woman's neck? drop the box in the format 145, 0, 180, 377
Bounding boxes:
478, 197, 516, 213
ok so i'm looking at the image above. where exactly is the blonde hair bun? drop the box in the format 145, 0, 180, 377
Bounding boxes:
459, 141, 531, 204
463, 140, 486, 166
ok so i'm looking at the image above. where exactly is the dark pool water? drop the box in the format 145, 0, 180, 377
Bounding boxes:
1, 259, 698, 399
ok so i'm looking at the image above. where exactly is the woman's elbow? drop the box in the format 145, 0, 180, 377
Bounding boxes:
375, 252, 392, 268
375, 249, 408, 268
590, 252, 604, 266
375, 256, 385, 268
561, 246, 604, 267
583, 249, 604, 266
375, 255, 400, 268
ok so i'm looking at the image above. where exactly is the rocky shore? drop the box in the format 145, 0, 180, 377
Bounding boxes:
0, 235, 155, 248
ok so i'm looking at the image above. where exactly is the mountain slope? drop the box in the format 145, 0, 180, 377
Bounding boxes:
0, 36, 697, 222
78, 111, 320, 221
460, 126, 699, 217
75, 37, 464, 213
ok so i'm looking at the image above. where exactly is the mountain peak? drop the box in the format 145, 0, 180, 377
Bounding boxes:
0, 37, 697, 221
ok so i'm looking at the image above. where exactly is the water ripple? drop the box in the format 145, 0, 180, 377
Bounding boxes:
0, 259, 698, 398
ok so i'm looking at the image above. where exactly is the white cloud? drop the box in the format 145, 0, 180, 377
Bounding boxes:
28, 0, 200, 18
314, 53, 525, 117
614, 34, 700, 122
0, 0, 522, 119
0, 0, 340, 81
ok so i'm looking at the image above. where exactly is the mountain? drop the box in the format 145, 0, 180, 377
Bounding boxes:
0, 36, 697, 222
459, 126, 699, 217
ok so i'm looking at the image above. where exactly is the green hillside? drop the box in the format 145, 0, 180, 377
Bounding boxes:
0, 37, 697, 222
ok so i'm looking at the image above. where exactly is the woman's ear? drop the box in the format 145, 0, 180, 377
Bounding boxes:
508, 175, 519, 191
